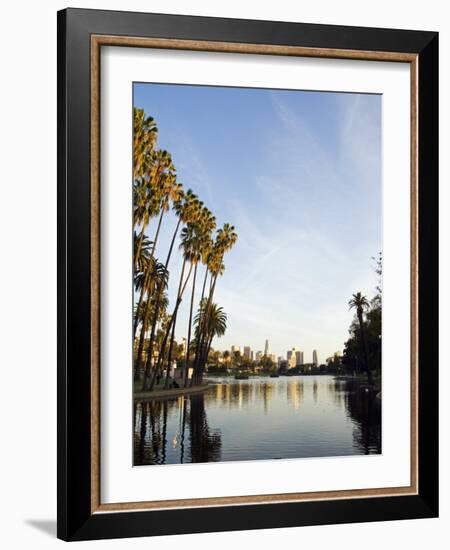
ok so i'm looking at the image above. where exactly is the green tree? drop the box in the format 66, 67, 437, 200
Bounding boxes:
162, 222, 205, 389
133, 108, 157, 179
132, 107, 239, 394
193, 223, 237, 380
192, 301, 227, 385
142, 189, 201, 391
133, 261, 168, 381
184, 208, 216, 387
348, 292, 373, 385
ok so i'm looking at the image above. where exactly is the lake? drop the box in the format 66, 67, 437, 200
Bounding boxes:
133, 375, 381, 466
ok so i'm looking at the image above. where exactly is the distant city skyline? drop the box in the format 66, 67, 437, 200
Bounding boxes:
134, 83, 381, 360
217, 340, 324, 364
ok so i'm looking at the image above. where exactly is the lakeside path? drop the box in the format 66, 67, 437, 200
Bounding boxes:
134, 383, 213, 401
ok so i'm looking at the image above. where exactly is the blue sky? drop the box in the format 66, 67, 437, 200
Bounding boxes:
134, 82, 381, 362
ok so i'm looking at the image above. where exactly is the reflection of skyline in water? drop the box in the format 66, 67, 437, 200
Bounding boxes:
134, 375, 381, 466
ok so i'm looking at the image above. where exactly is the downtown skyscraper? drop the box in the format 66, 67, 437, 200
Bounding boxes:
313, 350, 319, 366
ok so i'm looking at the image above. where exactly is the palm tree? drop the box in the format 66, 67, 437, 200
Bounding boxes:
161, 222, 204, 389
133, 108, 160, 270
142, 150, 178, 258
191, 226, 215, 361
192, 301, 227, 385
133, 108, 240, 393
133, 163, 181, 340
196, 253, 225, 373
203, 303, 227, 364
208, 224, 238, 302
193, 224, 237, 380
133, 260, 168, 381
184, 208, 216, 387
191, 245, 216, 378
151, 256, 192, 390
133, 108, 158, 179
348, 292, 373, 386
133, 232, 152, 276
133, 232, 154, 339
133, 150, 177, 270
142, 190, 202, 391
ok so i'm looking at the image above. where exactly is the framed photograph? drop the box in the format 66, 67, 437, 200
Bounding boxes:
57, 8, 438, 541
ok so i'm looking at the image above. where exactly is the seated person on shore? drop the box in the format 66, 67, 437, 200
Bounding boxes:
170, 379, 179, 389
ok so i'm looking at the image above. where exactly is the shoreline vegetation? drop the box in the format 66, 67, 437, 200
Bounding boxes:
133, 106, 382, 398
133, 107, 238, 393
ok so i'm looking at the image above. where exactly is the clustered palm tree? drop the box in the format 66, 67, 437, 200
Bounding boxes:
133, 107, 238, 392
348, 292, 373, 386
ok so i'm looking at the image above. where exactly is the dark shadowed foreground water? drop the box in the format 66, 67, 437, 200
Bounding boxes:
133, 375, 381, 466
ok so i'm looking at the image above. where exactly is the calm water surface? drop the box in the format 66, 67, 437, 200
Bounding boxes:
133, 375, 381, 466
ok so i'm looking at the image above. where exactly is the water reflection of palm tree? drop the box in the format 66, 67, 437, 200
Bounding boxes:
134, 394, 222, 465
179, 397, 187, 464
134, 378, 381, 464
136, 402, 148, 465
189, 394, 222, 463
160, 400, 168, 463
345, 386, 381, 454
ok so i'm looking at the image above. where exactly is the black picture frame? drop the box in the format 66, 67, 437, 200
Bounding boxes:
57, 7, 438, 541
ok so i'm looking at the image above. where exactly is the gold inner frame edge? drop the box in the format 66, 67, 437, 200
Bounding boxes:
90, 35, 419, 514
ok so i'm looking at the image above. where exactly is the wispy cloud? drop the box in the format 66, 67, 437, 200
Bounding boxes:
135, 83, 381, 360
170, 132, 218, 212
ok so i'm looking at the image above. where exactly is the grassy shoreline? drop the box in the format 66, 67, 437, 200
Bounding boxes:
134, 383, 212, 400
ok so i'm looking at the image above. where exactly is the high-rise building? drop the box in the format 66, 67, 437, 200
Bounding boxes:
255, 351, 263, 362
231, 345, 241, 354
313, 350, 318, 366
287, 348, 297, 369
243, 346, 251, 360
295, 350, 304, 366
264, 339, 269, 356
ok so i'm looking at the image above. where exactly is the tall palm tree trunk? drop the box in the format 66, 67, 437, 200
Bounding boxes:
133, 270, 148, 340
193, 330, 214, 386
194, 272, 219, 383
193, 270, 215, 374
134, 297, 153, 381
200, 332, 215, 385
160, 257, 187, 390
184, 262, 198, 388
142, 219, 182, 391
192, 267, 209, 375
148, 259, 192, 391
200, 267, 209, 302
164, 319, 178, 389
164, 266, 195, 390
